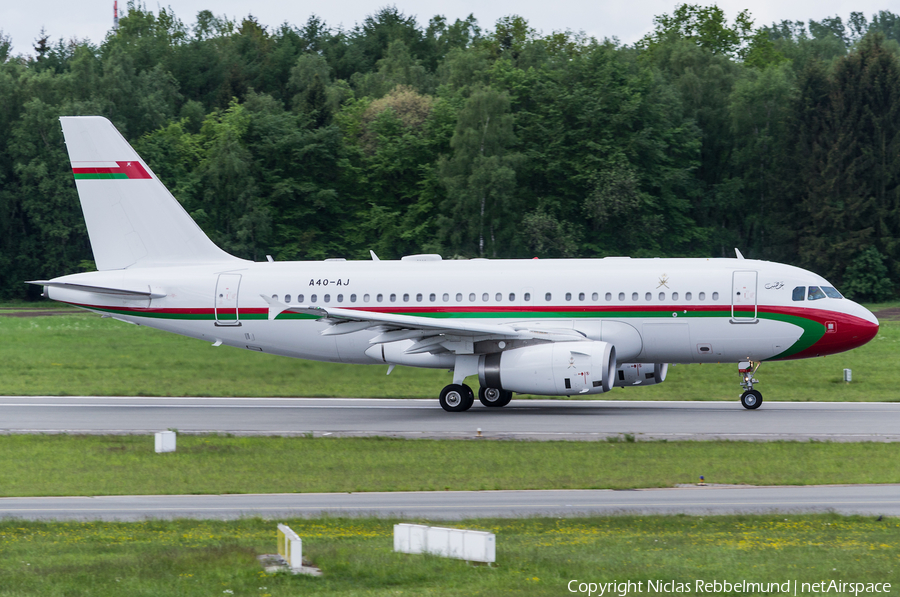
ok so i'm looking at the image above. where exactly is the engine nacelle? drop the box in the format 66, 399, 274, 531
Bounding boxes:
478, 341, 616, 396
613, 363, 668, 387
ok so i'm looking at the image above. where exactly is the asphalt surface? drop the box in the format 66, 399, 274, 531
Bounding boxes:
1, 397, 899, 441
2, 485, 898, 521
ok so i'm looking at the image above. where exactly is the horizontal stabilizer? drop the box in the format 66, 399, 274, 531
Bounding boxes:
27, 280, 166, 299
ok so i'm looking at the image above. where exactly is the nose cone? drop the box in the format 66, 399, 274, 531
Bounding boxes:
782, 300, 879, 360
822, 300, 879, 355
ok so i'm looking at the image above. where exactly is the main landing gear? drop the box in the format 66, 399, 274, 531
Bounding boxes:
439, 384, 475, 412
738, 361, 763, 410
479, 386, 513, 408
438, 385, 514, 411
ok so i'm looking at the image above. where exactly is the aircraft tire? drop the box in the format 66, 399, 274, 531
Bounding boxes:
479, 387, 513, 407
440, 384, 475, 412
740, 389, 763, 410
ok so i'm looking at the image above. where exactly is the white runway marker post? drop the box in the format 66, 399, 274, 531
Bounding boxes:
154, 430, 176, 453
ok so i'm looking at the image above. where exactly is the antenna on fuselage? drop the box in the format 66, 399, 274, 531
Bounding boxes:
735, 248, 745, 259
369, 250, 380, 261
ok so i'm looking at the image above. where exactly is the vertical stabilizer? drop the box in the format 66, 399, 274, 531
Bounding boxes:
60, 116, 242, 270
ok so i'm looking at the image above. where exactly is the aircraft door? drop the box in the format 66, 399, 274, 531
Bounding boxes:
215, 274, 242, 326
732, 271, 758, 322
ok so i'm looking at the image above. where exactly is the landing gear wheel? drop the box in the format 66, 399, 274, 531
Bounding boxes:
440, 384, 475, 412
740, 389, 763, 410
479, 387, 513, 408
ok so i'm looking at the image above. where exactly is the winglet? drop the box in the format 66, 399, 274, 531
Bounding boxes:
259, 294, 290, 321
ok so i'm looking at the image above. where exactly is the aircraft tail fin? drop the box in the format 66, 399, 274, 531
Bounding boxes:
60, 116, 241, 270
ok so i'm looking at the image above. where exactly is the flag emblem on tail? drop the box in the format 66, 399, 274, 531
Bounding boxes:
72, 161, 151, 180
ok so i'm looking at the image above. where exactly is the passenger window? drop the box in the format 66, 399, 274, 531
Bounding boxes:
416, 293, 423, 302
672, 292, 678, 301
618, 292, 625, 301
685, 292, 691, 301
808, 286, 826, 300
350, 294, 356, 303
632, 292, 639, 301
659, 292, 665, 301
337, 294, 343, 303
469, 293, 476, 302
496, 293, 502, 302
443, 293, 449, 301
284, 294, 291, 303
566, 293, 572, 301
311, 294, 317, 302
605, 292, 612, 301
456, 293, 463, 302
363, 294, 369, 303
376, 294, 383, 302
389, 293, 396, 302
712, 292, 719, 300
298, 294, 304, 303
699, 292, 705, 301
591, 292, 598, 301
482, 293, 489, 301
645, 292, 652, 301
430, 293, 436, 302
579, 293, 585, 301
823, 286, 842, 299
524, 293, 531, 301
545, 292, 552, 301
403, 293, 410, 302
509, 293, 516, 301
792, 286, 805, 301
324, 294, 330, 303
272, 294, 279, 301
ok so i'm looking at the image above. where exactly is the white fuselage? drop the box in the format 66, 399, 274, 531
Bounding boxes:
46, 256, 879, 367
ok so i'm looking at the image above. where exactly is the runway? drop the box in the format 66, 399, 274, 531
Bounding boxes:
2, 485, 898, 521
1, 397, 898, 441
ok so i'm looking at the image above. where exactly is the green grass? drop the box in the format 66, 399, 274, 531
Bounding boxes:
2, 435, 900, 497
1, 310, 898, 400
0, 515, 897, 596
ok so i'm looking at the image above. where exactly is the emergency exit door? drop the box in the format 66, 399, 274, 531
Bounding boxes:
215, 274, 242, 326
732, 271, 757, 322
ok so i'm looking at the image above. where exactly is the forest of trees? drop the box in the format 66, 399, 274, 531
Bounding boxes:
0, 3, 898, 301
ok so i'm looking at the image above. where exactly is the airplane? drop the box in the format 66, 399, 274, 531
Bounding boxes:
29, 116, 880, 411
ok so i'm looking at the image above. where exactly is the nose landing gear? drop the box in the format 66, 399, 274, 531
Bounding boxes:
738, 361, 762, 409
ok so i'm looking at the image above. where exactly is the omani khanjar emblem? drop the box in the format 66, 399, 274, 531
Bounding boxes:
657, 274, 670, 289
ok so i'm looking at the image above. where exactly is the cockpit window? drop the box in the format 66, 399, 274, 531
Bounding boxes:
822, 286, 843, 299
792, 286, 805, 301
808, 286, 826, 300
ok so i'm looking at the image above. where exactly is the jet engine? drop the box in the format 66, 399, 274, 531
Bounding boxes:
613, 363, 668, 387
478, 341, 616, 396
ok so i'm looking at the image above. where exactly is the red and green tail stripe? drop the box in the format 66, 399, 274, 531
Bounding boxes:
72, 161, 151, 180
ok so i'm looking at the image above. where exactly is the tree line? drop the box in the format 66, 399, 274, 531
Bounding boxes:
0, 3, 898, 301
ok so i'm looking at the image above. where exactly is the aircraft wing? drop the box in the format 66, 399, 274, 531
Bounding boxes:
260, 294, 522, 337
258, 295, 587, 361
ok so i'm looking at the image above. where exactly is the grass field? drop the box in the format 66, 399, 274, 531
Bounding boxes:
0, 515, 897, 596
0, 306, 898, 400
2, 435, 900, 497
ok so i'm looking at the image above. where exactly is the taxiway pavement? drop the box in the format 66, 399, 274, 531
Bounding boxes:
2, 485, 898, 521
